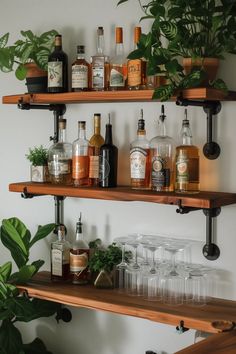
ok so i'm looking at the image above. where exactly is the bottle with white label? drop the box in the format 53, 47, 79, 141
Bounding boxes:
51, 224, 70, 282
130, 109, 150, 189
91, 27, 109, 91
70, 213, 90, 284
72, 45, 89, 91
109, 27, 126, 90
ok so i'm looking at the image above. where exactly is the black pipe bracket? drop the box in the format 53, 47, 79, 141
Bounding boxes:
176, 199, 201, 214
202, 207, 221, 260
176, 97, 221, 160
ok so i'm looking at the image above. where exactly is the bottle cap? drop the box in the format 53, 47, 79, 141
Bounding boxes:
134, 26, 141, 44
59, 118, 66, 129
55, 34, 62, 46
138, 109, 145, 130
97, 27, 104, 35
183, 108, 190, 126
115, 27, 123, 44
78, 121, 86, 129
159, 104, 166, 122
77, 45, 85, 54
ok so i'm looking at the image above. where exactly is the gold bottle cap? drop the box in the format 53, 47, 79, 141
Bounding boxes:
134, 26, 141, 44
94, 113, 101, 128
115, 27, 123, 44
55, 34, 62, 46
59, 118, 66, 129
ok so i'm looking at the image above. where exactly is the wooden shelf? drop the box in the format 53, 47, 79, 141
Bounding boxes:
2, 88, 236, 105
17, 272, 236, 334
9, 182, 236, 209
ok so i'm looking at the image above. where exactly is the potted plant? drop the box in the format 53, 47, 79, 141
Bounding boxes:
117, 0, 236, 100
0, 29, 57, 93
26, 145, 48, 182
0, 217, 60, 354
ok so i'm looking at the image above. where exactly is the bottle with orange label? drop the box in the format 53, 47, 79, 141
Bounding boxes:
72, 121, 89, 186
127, 27, 146, 90
70, 213, 90, 284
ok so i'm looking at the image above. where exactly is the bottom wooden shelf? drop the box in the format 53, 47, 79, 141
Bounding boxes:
18, 272, 236, 334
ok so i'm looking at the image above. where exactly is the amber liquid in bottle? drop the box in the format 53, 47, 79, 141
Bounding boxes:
51, 224, 70, 282
72, 45, 90, 92
109, 27, 127, 90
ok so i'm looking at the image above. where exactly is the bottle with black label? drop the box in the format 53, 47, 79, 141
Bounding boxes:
150, 105, 175, 192
72, 45, 89, 91
99, 114, 118, 188
130, 109, 150, 189
70, 213, 90, 284
51, 224, 70, 281
48, 34, 68, 93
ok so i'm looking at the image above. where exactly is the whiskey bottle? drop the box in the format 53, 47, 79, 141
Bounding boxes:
175, 109, 200, 193
150, 105, 175, 192
89, 113, 105, 186
109, 27, 126, 90
130, 109, 150, 189
48, 118, 72, 185
91, 27, 109, 91
51, 224, 70, 281
72, 121, 89, 187
70, 213, 90, 284
99, 115, 118, 188
48, 34, 68, 93
72, 45, 90, 92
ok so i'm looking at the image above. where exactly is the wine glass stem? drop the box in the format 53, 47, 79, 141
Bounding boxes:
134, 246, 138, 268
121, 244, 125, 263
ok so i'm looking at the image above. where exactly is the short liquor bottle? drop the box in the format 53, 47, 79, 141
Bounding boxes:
130, 109, 150, 189
72, 121, 89, 186
127, 27, 146, 90
109, 27, 126, 90
71, 45, 90, 92
175, 109, 200, 193
70, 213, 90, 284
91, 27, 109, 91
89, 113, 105, 186
48, 34, 68, 93
150, 105, 175, 192
99, 115, 118, 188
48, 118, 72, 185
51, 224, 70, 281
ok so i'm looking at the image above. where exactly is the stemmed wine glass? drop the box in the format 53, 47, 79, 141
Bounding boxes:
125, 234, 143, 296
113, 236, 131, 293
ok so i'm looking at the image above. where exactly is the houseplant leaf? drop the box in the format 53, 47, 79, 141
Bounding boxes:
0, 33, 9, 49
0, 262, 12, 282
29, 223, 55, 248
0, 320, 23, 354
23, 337, 53, 354
15, 63, 27, 80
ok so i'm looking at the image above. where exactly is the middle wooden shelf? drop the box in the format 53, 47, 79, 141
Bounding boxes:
9, 181, 236, 209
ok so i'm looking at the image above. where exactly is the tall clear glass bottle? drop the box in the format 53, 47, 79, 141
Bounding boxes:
70, 213, 90, 285
175, 109, 200, 193
89, 113, 105, 186
109, 27, 126, 90
91, 27, 109, 91
48, 118, 72, 185
130, 109, 150, 190
72, 121, 89, 187
150, 105, 175, 192
71, 45, 90, 92
51, 224, 70, 282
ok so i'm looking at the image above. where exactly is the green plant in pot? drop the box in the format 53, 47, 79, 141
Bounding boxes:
26, 145, 48, 182
0, 217, 60, 354
117, 0, 236, 100
0, 29, 57, 93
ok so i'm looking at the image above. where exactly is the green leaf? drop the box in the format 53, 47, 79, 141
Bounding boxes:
0, 47, 14, 70
0, 262, 12, 282
152, 84, 175, 101
160, 21, 178, 40
0, 320, 23, 354
117, 0, 129, 5
23, 337, 52, 354
20, 30, 35, 41
165, 59, 183, 75
0, 33, 9, 49
211, 78, 228, 93
15, 64, 27, 80
21, 43, 34, 64
39, 30, 58, 45
10, 265, 37, 284
30, 223, 55, 248
34, 48, 50, 70
180, 69, 206, 89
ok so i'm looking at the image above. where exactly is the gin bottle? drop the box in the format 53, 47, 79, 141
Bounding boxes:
91, 27, 109, 91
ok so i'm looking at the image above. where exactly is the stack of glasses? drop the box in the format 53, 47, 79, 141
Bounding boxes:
114, 234, 214, 306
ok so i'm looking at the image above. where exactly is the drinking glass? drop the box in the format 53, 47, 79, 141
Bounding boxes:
184, 267, 207, 306
125, 234, 143, 296
114, 236, 131, 293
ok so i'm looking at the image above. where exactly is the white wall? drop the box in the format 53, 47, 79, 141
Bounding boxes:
1, 1, 236, 353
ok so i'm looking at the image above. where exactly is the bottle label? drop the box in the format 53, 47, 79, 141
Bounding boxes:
110, 68, 125, 87
128, 59, 141, 87
130, 148, 147, 179
48, 62, 63, 88
70, 250, 89, 273
89, 155, 99, 179
72, 156, 89, 179
51, 248, 63, 276
151, 156, 170, 190
72, 65, 88, 88
176, 154, 189, 183
92, 66, 104, 88
48, 159, 71, 176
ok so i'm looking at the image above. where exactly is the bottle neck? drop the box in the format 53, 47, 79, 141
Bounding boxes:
77, 53, 85, 60
97, 34, 105, 55
54, 45, 62, 51
94, 125, 101, 135
75, 223, 83, 241
105, 124, 113, 144
181, 125, 192, 145
78, 127, 86, 140
115, 43, 124, 56
158, 119, 166, 137
58, 128, 66, 142
58, 231, 65, 242
137, 129, 146, 138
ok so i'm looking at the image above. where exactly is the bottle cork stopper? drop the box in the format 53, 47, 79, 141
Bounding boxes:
59, 118, 66, 129
55, 35, 62, 46
115, 27, 123, 44
134, 27, 141, 44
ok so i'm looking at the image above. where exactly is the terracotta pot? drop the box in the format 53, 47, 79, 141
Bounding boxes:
183, 58, 220, 83
24, 62, 48, 93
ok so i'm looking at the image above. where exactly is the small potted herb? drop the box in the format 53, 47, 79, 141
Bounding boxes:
26, 145, 48, 182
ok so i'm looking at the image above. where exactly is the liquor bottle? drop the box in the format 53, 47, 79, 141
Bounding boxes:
89, 113, 105, 186
175, 109, 200, 193
99, 114, 118, 188
71, 45, 90, 92
70, 213, 90, 284
51, 224, 70, 281
127, 27, 146, 90
150, 105, 175, 192
109, 27, 126, 90
91, 27, 109, 91
48, 34, 68, 93
48, 118, 72, 185
72, 121, 89, 186
130, 109, 150, 189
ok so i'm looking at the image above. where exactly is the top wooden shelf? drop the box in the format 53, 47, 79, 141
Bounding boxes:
3, 88, 236, 105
